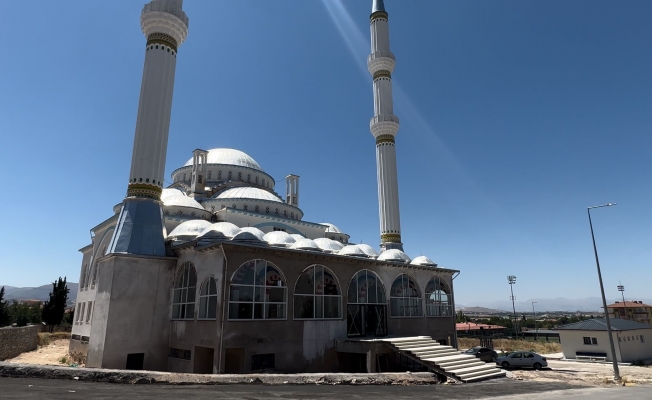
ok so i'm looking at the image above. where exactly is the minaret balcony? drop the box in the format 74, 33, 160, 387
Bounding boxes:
370, 115, 399, 138
368, 51, 396, 75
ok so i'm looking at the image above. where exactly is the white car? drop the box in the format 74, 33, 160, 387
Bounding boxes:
496, 351, 548, 370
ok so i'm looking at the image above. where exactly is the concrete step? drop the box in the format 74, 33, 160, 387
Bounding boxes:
446, 363, 497, 375
438, 358, 482, 368
456, 368, 503, 380
385, 337, 431, 343
415, 351, 459, 360
423, 354, 472, 363
402, 345, 452, 352
413, 349, 458, 358
441, 360, 485, 371
394, 342, 437, 349
461, 370, 506, 383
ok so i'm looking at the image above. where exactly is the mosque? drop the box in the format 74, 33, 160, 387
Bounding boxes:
69, 0, 468, 376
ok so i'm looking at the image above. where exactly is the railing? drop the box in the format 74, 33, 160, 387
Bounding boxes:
426, 304, 452, 317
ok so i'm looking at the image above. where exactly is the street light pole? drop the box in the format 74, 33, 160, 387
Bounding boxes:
588, 203, 620, 381
508, 275, 517, 337
532, 301, 538, 341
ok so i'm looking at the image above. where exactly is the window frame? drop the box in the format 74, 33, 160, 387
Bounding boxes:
228, 259, 288, 321
293, 265, 343, 320
198, 275, 218, 320
347, 270, 387, 305
389, 273, 423, 318
424, 277, 453, 317
171, 262, 197, 320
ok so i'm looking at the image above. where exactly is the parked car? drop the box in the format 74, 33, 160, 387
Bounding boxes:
464, 346, 498, 362
496, 351, 548, 370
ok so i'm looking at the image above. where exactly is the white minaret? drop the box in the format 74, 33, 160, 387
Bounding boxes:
108, 0, 189, 256
368, 0, 403, 251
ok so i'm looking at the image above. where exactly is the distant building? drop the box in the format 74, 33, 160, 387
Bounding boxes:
554, 318, 652, 362
607, 301, 652, 325
456, 323, 507, 336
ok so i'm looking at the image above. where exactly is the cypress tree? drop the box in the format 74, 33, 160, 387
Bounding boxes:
41, 277, 70, 332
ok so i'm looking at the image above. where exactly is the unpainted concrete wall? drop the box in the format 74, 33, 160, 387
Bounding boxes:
0, 325, 39, 361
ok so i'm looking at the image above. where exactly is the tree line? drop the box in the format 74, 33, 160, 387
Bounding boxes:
0, 277, 73, 331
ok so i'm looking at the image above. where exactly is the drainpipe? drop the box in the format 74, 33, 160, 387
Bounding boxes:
218, 244, 228, 373
452, 272, 460, 348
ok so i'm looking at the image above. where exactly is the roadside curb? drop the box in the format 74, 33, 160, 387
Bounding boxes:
0, 362, 440, 386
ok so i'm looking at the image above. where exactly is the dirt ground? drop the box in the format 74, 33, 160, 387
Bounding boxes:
6, 339, 72, 366
508, 359, 652, 387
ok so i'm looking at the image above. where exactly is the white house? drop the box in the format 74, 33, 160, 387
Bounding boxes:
555, 318, 652, 363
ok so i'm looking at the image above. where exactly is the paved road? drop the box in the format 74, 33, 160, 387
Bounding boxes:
1, 377, 650, 399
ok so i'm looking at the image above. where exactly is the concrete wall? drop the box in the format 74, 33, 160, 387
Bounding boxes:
86, 254, 177, 371
616, 329, 652, 362
0, 325, 39, 361
166, 244, 456, 374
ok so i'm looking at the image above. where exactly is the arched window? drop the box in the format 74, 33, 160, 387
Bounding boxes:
238, 172, 242, 181
294, 265, 341, 319
347, 270, 386, 304
218, 170, 222, 180
172, 262, 197, 320
198, 276, 218, 320
390, 274, 422, 317
228, 171, 232, 180
425, 277, 452, 317
208, 170, 212, 180
80, 264, 88, 291
229, 259, 286, 320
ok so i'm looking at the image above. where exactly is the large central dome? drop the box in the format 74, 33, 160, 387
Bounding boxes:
185, 148, 263, 171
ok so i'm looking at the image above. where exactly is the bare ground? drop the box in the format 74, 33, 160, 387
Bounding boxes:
5, 339, 71, 366
508, 360, 652, 387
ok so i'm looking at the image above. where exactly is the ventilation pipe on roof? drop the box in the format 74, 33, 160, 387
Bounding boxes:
286, 174, 299, 207
191, 149, 208, 197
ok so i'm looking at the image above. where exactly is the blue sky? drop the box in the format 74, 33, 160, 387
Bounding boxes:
1, 1, 651, 307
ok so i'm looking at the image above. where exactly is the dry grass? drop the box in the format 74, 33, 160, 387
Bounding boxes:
458, 338, 561, 354
38, 332, 71, 347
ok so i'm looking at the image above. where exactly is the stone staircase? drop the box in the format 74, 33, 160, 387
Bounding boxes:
382, 336, 506, 382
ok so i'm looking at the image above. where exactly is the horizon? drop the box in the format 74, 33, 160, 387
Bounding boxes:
1, 1, 651, 305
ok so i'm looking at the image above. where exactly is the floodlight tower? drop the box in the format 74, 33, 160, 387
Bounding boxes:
508, 275, 517, 337
618, 283, 627, 320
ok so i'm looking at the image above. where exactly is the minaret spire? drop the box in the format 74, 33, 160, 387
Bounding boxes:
368, 0, 403, 251
107, 0, 189, 256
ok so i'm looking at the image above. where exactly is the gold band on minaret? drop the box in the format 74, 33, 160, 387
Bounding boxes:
381, 233, 402, 243
371, 11, 388, 21
147, 33, 178, 52
376, 134, 395, 145
127, 183, 162, 200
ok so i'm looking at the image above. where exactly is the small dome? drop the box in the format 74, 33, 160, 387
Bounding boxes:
411, 256, 437, 267
290, 238, 320, 251
378, 249, 411, 263
161, 187, 186, 201
167, 219, 212, 240
357, 244, 379, 258
197, 222, 241, 239
290, 234, 305, 241
214, 187, 283, 203
186, 148, 263, 171
320, 223, 343, 233
313, 238, 344, 253
263, 231, 296, 247
232, 227, 266, 243
338, 245, 368, 258
163, 195, 204, 210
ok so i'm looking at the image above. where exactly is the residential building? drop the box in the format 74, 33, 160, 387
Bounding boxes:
607, 301, 652, 325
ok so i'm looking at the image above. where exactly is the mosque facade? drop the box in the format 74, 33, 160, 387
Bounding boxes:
70, 0, 459, 374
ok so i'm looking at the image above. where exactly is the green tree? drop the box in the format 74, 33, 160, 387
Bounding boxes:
0, 287, 10, 327
41, 277, 70, 332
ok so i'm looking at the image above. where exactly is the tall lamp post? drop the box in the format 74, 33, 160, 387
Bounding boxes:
508, 275, 517, 337
588, 203, 620, 381
618, 283, 627, 320
532, 301, 538, 341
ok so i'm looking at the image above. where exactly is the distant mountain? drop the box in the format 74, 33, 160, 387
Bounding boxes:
459, 297, 652, 313
1, 283, 78, 306
459, 306, 508, 314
